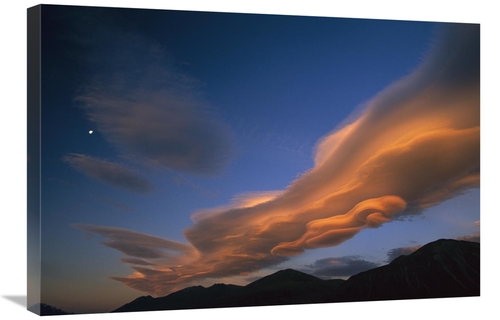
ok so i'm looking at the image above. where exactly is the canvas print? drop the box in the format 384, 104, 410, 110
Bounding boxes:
27, 4, 480, 316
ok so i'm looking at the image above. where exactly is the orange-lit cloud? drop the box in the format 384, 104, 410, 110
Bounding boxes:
76, 24, 479, 296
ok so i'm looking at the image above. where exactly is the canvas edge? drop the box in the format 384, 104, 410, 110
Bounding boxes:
27, 4, 41, 316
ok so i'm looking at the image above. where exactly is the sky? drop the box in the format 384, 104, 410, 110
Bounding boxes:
24, 3, 481, 315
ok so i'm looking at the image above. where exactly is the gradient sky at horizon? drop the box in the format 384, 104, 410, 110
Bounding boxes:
32, 5, 479, 314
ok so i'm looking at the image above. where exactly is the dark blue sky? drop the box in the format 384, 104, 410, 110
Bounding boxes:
33, 5, 479, 314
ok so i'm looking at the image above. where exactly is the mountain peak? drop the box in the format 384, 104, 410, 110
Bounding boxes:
245, 268, 321, 290
28, 303, 70, 315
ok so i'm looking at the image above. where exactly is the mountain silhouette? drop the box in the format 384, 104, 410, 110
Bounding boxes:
333, 238, 480, 301
114, 238, 479, 313
220, 269, 344, 307
28, 303, 71, 315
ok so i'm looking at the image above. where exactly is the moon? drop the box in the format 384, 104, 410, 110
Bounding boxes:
89, 130, 93, 134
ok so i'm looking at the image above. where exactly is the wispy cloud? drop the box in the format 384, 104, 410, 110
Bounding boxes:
304, 256, 379, 278
76, 24, 479, 296
119, 258, 155, 266
386, 245, 422, 263
456, 234, 480, 243
456, 220, 480, 243
73, 224, 197, 260
75, 28, 235, 175
62, 153, 154, 195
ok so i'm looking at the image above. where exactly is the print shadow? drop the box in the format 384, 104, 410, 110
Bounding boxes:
2, 295, 26, 308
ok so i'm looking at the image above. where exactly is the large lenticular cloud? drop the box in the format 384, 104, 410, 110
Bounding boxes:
76, 24, 479, 296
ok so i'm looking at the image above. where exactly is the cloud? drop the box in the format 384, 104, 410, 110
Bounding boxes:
120, 258, 155, 266
386, 230, 480, 263
74, 29, 235, 175
62, 153, 154, 195
456, 234, 480, 243
76, 24, 480, 296
73, 224, 197, 259
304, 256, 380, 278
456, 221, 480, 243
386, 245, 422, 263
270, 196, 407, 256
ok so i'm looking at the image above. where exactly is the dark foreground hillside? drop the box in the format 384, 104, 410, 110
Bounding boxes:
333, 239, 479, 301
114, 239, 479, 313
114, 270, 345, 312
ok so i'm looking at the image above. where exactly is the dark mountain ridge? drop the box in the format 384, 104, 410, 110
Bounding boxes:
114, 239, 479, 313
28, 303, 71, 316
334, 238, 480, 301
